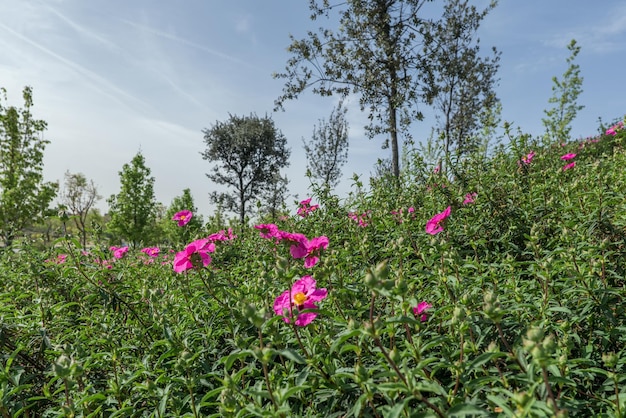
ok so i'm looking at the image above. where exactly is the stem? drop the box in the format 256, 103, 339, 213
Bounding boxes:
542, 366, 559, 413
182, 273, 201, 328
453, 333, 463, 396
368, 295, 444, 418
291, 323, 335, 384
614, 373, 621, 417
63, 377, 71, 408
186, 374, 199, 417
258, 329, 278, 410
198, 270, 227, 309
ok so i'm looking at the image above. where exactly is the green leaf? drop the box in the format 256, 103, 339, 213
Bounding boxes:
277, 348, 306, 364
447, 403, 490, 417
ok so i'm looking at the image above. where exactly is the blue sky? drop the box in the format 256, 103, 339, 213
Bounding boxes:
1, 0, 624, 218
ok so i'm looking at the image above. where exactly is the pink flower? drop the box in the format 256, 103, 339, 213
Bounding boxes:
304, 236, 329, 268
606, 121, 623, 136
110, 246, 129, 259
254, 223, 280, 240
273, 276, 328, 326
433, 165, 440, 174
45, 254, 68, 264
425, 206, 451, 235
279, 231, 309, 259
562, 161, 576, 171
173, 238, 216, 273
519, 151, 535, 166
297, 198, 319, 217
141, 247, 160, 257
463, 192, 477, 205
172, 210, 193, 227
208, 228, 237, 242
413, 301, 432, 322
560, 153, 577, 161
348, 211, 370, 227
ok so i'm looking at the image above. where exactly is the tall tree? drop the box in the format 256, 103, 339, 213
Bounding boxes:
422, 0, 500, 162
542, 39, 584, 144
107, 152, 157, 248
163, 188, 204, 245
0, 86, 57, 247
275, 0, 435, 179
303, 99, 349, 188
60, 171, 101, 248
201, 114, 290, 225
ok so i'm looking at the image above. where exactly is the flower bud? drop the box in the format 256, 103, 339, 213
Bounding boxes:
374, 260, 390, 281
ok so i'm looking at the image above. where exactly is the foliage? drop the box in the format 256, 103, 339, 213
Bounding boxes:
2, 116, 626, 417
107, 152, 158, 248
0, 86, 58, 247
303, 99, 349, 189
422, 0, 501, 163
542, 39, 584, 145
201, 113, 290, 225
60, 171, 101, 248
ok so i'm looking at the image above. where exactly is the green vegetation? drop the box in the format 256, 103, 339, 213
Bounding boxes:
1, 116, 625, 416
0, 3, 623, 415
0, 86, 58, 247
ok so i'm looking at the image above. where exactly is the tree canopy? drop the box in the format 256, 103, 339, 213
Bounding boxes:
107, 152, 157, 248
0, 86, 57, 247
275, 0, 499, 179
201, 114, 290, 225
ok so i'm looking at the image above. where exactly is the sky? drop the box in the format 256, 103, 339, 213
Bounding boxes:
0, 0, 625, 219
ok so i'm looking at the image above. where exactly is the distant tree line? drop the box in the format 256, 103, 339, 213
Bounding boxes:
0, 1, 589, 247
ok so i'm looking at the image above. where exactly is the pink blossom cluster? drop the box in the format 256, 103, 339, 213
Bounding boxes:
296, 198, 319, 217
207, 228, 237, 242
45, 254, 67, 264
272, 275, 432, 327
141, 247, 160, 257
560, 153, 577, 171
391, 207, 415, 223
462, 192, 478, 205
348, 211, 370, 227
254, 223, 329, 268
518, 151, 535, 167
578, 136, 601, 149
606, 121, 624, 136
110, 246, 129, 259
172, 228, 237, 273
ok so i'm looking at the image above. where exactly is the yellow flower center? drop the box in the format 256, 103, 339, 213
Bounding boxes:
293, 292, 307, 306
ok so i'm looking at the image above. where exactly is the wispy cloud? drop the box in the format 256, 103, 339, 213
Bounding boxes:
0, 22, 154, 115
39, 1, 121, 52
544, 3, 626, 53
117, 17, 262, 71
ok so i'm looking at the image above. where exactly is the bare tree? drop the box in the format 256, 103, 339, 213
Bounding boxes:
61, 171, 101, 248
303, 100, 349, 189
